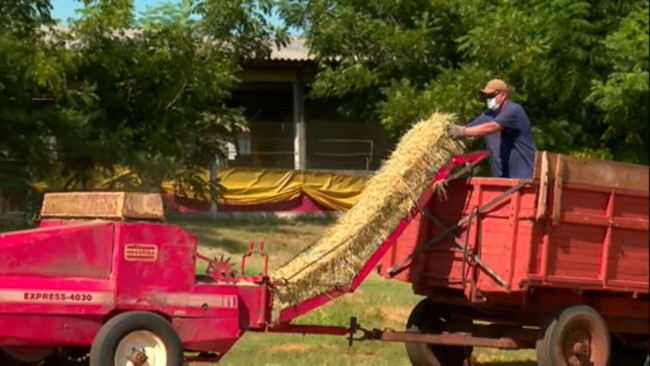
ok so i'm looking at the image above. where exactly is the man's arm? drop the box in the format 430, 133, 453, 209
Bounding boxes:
448, 108, 513, 139
462, 121, 503, 137
449, 105, 517, 139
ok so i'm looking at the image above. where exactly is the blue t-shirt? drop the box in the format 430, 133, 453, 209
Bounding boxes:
467, 101, 537, 179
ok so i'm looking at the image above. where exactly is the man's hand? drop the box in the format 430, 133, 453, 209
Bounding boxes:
447, 124, 466, 139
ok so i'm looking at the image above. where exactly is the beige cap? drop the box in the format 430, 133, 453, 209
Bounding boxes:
480, 79, 508, 95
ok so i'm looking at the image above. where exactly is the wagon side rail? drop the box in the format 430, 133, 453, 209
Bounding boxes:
526, 151, 650, 293
274, 150, 490, 324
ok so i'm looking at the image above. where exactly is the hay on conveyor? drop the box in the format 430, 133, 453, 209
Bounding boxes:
270, 112, 466, 321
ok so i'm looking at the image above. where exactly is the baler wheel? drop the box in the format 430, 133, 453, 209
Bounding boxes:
89, 311, 183, 366
404, 298, 473, 366
536, 305, 610, 366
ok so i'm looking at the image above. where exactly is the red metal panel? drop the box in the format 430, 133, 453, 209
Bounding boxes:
534, 181, 649, 293
380, 177, 539, 295
0, 315, 103, 346
115, 223, 197, 298
0, 222, 114, 279
237, 285, 270, 329
377, 211, 428, 283
172, 317, 240, 353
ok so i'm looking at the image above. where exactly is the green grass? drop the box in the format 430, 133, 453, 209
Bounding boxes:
172, 216, 537, 366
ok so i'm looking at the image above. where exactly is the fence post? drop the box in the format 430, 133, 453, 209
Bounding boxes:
24, 166, 33, 227
209, 155, 219, 220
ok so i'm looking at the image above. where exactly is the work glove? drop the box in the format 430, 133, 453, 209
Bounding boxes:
447, 124, 466, 139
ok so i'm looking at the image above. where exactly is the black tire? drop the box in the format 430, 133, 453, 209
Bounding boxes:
405, 298, 473, 366
536, 305, 610, 366
89, 311, 183, 366
609, 336, 649, 366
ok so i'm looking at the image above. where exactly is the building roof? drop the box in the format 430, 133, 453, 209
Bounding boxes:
270, 37, 310, 61
42, 25, 312, 62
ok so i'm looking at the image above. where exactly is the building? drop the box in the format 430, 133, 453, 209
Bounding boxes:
227, 38, 395, 172
40, 25, 396, 173
0, 34, 400, 223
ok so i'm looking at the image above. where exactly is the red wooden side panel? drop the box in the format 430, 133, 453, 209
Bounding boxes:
378, 172, 649, 297
529, 186, 649, 293
378, 178, 539, 295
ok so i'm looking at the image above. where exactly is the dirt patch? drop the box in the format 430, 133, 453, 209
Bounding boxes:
343, 349, 381, 362
380, 306, 411, 326
268, 343, 315, 353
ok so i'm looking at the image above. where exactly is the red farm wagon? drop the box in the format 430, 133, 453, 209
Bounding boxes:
0, 150, 646, 366
375, 151, 649, 366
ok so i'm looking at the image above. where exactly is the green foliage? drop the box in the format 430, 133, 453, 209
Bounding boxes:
585, 2, 649, 163
0, 1, 58, 197
1, 0, 647, 210
0, 0, 287, 199
281, 0, 649, 164
0, 0, 53, 34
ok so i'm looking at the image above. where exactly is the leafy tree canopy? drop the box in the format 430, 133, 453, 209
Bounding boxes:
1, 0, 647, 205
279, 0, 649, 164
1, 0, 287, 197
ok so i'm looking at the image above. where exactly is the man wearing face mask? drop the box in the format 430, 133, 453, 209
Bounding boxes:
447, 79, 537, 179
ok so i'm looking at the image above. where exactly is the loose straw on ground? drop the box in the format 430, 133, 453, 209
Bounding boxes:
270, 112, 466, 322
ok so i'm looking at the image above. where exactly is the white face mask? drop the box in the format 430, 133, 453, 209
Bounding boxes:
487, 97, 500, 111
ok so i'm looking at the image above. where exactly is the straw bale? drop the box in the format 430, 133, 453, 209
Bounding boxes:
40, 192, 164, 220
270, 112, 466, 321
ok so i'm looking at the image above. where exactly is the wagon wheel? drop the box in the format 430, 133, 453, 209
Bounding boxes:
405, 298, 474, 366
536, 305, 610, 366
89, 311, 183, 366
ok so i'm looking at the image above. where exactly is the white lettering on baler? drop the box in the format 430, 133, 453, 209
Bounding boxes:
0, 290, 113, 305
152, 293, 238, 309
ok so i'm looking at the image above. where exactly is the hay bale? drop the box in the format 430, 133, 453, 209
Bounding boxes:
270, 112, 466, 320
40, 192, 164, 220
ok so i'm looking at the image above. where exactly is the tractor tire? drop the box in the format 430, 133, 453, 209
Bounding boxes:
404, 298, 473, 366
536, 304, 610, 366
89, 311, 183, 366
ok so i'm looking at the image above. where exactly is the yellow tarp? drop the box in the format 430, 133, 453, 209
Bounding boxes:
33, 168, 369, 211
161, 168, 368, 211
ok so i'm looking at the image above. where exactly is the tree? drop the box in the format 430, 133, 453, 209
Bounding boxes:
1, 0, 287, 199
279, 0, 649, 164
0, 0, 59, 199
585, 2, 649, 163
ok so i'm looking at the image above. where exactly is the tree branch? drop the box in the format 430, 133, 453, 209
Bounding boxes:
165, 79, 188, 111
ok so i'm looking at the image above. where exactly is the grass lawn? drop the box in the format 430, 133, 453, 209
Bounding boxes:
171, 216, 537, 366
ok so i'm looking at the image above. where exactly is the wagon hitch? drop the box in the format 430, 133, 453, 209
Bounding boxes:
347, 317, 383, 346
346, 317, 523, 350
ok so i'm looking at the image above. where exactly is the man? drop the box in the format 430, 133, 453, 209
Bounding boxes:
448, 79, 537, 179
